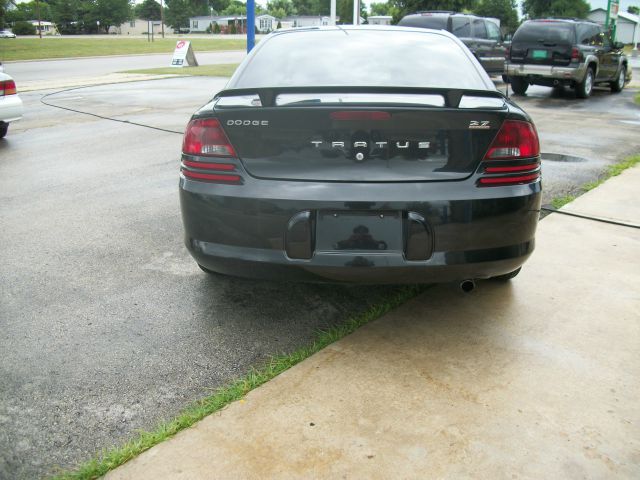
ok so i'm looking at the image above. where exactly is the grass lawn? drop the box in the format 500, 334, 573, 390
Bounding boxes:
0, 37, 246, 62
122, 64, 240, 77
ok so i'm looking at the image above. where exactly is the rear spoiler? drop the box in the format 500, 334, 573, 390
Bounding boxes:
214, 87, 507, 109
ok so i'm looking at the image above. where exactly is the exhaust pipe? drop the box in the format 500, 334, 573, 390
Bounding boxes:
460, 279, 476, 293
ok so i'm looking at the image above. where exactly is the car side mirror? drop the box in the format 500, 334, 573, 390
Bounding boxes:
613, 41, 624, 49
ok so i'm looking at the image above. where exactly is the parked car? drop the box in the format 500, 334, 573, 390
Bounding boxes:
179, 26, 541, 284
398, 11, 508, 76
506, 19, 631, 98
0, 30, 17, 38
0, 73, 24, 138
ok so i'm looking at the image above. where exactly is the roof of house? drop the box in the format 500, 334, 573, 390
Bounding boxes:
590, 8, 640, 24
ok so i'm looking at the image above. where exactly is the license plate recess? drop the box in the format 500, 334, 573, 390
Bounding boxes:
316, 211, 403, 253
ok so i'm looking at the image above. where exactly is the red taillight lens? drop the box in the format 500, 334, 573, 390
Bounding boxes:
571, 47, 580, 61
182, 118, 236, 157
484, 120, 539, 160
478, 173, 540, 186
0, 80, 17, 96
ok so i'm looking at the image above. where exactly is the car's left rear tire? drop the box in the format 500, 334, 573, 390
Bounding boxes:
490, 267, 522, 281
575, 68, 594, 99
0, 124, 8, 138
610, 66, 626, 93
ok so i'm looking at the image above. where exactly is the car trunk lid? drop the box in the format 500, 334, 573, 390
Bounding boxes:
209, 87, 509, 183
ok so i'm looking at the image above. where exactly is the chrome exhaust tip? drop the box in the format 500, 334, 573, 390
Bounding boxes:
460, 279, 476, 293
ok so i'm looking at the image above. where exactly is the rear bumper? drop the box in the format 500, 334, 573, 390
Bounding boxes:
180, 176, 542, 284
507, 62, 586, 82
0, 94, 23, 124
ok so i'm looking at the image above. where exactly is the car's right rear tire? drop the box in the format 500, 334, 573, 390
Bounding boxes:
0, 124, 8, 139
510, 76, 528, 95
610, 65, 626, 93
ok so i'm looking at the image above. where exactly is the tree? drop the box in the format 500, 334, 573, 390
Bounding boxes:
52, 0, 84, 34
136, 0, 161, 20
221, 0, 245, 15
390, 0, 477, 24
267, 0, 296, 17
337, 0, 367, 24
88, 0, 132, 33
13, 20, 36, 34
521, 0, 589, 20
7, 1, 54, 23
474, 0, 518, 33
0, 0, 13, 29
628, 6, 639, 15
291, 0, 328, 16
164, 0, 207, 30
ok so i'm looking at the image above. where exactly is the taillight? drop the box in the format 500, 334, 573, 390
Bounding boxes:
180, 159, 242, 184
571, 47, 580, 62
479, 120, 541, 187
0, 80, 17, 96
330, 111, 391, 121
182, 118, 236, 157
484, 120, 539, 160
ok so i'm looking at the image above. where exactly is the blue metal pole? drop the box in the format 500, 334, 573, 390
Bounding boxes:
247, 0, 255, 53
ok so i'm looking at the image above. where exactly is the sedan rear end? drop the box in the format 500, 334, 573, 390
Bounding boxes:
179, 27, 541, 283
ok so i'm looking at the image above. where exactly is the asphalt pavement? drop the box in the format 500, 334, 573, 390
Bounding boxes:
0, 78, 401, 479
0, 58, 639, 478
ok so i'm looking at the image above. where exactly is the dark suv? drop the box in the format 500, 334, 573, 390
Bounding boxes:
506, 19, 630, 98
398, 11, 507, 75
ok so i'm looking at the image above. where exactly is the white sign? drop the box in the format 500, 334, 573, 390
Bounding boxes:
610, 0, 619, 20
171, 41, 199, 68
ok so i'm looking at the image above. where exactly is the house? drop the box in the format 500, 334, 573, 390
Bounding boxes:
28, 20, 58, 35
188, 14, 276, 33
109, 19, 170, 35
367, 15, 392, 25
279, 16, 335, 29
587, 8, 640, 46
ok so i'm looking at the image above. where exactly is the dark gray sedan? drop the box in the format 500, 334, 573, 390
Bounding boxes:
179, 26, 541, 284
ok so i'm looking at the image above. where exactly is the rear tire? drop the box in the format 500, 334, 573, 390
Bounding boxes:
491, 267, 521, 281
510, 76, 528, 95
0, 124, 8, 138
610, 65, 626, 93
575, 68, 594, 99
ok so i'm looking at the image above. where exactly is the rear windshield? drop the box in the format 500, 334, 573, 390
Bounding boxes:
229, 29, 488, 90
513, 21, 576, 44
398, 15, 448, 30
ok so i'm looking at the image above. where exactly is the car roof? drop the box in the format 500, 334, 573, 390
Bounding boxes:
267, 24, 462, 39
525, 18, 598, 25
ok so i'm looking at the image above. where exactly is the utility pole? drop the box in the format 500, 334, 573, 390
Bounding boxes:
352, 0, 360, 25
36, 0, 42, 38
247, 0, 255, 52
330, 0, 336, 26
160, 0, 165, 38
